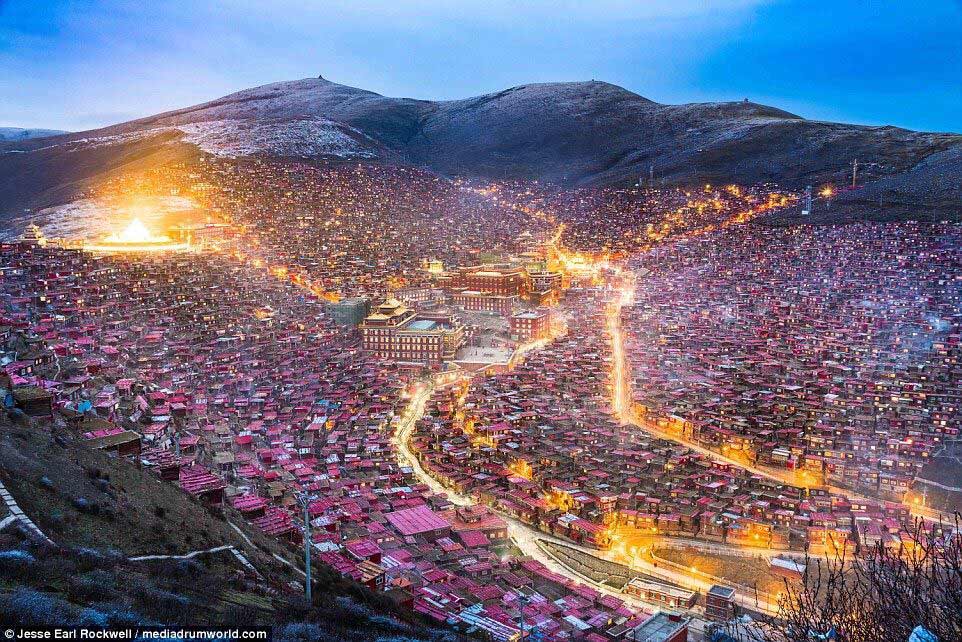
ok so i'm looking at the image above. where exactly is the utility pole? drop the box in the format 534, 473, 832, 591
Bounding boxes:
299, 493, 313, 602
852, 159, 858, 189
518, 592, 529, 640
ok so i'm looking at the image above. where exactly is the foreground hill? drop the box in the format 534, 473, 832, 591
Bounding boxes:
1, 76, 960, 221
0, 413, 456, 640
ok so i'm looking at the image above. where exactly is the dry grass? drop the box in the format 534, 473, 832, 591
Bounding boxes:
654, 547, 790, 597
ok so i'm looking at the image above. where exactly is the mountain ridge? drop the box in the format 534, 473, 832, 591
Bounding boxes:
0, 127, 68, 142
1, 77, 960, 221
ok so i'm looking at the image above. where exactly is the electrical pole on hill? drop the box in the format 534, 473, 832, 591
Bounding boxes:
518, 592, 529, 640
852, 159, 859, 189
298, 493, 313, 602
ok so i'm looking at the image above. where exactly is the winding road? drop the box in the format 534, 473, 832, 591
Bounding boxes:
390, 375, 681, 612
394, 380, 473, 508
390, 369, 780, 619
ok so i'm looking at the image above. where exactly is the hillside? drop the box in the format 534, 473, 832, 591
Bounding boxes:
0, 413, 457, 640
0, 127, 67, 142
1, 76, 960, 221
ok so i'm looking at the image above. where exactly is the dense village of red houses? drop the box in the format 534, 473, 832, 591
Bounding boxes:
1, 160, 960, 641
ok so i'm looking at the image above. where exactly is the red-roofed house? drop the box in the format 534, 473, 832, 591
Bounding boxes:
385, 505, 451, 540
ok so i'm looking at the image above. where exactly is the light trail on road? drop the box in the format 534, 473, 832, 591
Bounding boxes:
394, 379, 473, 507
607, 280, 635, 423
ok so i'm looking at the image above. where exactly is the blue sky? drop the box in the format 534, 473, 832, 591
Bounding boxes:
1, 0, 959, 132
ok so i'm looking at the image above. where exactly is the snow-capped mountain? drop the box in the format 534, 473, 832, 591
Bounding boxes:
2, 76, 960, 221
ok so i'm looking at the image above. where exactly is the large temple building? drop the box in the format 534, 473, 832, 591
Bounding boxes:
359, 298, 465, 364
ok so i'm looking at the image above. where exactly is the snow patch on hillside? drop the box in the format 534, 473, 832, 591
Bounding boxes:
0, 127, 67, 142
69, 131, 160, 150
175, 118, 378, 158
2, 117, 379, 160
0, 131, 157, 155
2, 196, 199, 239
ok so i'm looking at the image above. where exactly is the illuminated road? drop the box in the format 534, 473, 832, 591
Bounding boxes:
607, 282, 634, 422
509, 512, 780, 617
603, 296, 784, 615
394, 378, 473, 507
391, 377, 666, 612
503, 515, 670, 613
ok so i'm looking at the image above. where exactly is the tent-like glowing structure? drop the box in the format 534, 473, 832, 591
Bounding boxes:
84, 219, 190, 253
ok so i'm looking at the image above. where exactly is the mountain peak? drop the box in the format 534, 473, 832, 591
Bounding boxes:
495, 79, 655, 103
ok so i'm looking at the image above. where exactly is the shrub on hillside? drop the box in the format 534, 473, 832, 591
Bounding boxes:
367, 614, 411, 636
0, 589, 77, 625
0, 549, 37, 578
72, 547, 120, 573
37, 552, 77, 584
130, 581, 192, 623
68, 569, 118, 602
274, 623, 325, 642
332, 595, 372, 627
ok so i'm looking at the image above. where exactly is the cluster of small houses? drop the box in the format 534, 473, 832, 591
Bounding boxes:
412, 284, 927, 558
1, 238, 683, 641
484, 181, 792, 257
100, 158, 554, 302
624, 222, 962, 512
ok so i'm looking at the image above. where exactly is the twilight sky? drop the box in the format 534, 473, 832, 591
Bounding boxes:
1, 0, 959, 133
